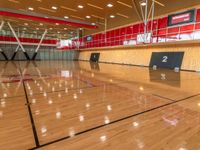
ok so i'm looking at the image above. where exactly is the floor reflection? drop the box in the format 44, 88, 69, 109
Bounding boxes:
0, 61, 200, 149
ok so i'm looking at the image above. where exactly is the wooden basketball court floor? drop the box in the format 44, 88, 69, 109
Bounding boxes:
0, 60, 200, 150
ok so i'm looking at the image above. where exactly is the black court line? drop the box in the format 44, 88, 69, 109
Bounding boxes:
74, 76, 96, 87
25, 85, 95, 99
152, 94, 175, 101
29, 92, 200, 150
153, 93, 200, 102
177, 93, 200, 101
78, 60, 197, 72
29, 102, 173, 149
18, 66, 40, 148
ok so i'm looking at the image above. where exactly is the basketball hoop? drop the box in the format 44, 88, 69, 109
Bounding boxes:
132, 0, 156, 43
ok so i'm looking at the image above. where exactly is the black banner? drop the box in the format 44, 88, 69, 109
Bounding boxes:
90, 53, 100, 62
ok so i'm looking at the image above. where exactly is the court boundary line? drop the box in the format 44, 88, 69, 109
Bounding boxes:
152, 94, 175, 101
28, 93, 200, 150
79, 60, 197, 72
153, 93, 200, 102
19, 64, 40, 148
29, 102, 173, 149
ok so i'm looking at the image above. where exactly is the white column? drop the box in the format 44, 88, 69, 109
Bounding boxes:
35, 29, 47, 53
7, 22, 26, 52
0, 21, 4, 31
15, 45, 20, 52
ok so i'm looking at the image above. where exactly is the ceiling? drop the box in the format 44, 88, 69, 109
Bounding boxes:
0, 0, 200, 38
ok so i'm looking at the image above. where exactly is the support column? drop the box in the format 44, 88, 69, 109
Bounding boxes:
139, 0, 155, 43
11, 45, 20, 60
0, 48, 8, 60
77, 29, 80, 50
7, 22, 30, 60
0, 21, 8, 60
32, 29, 47, 60
0, 21, 4, 31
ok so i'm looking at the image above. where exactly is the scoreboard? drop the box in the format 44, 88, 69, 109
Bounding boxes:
86, 35, 92, 42
168, 9, 196, 27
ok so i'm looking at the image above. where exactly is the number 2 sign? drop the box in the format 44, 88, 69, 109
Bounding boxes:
150, 52, 184, 69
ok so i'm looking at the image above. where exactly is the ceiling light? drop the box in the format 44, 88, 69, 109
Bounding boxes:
78, 5, 84, 9
91, 23, 96, 25
140, 1, 147, 6
110, 15, 115, 18
39, 23, 43, 26
64, 28, 67, 30
24, 23, 28, 26
28, 7, 34, 11
86, 16, 91, 19
64, 16, 69, 19
52, 6, 57, 10
56, 23, 59, 25
49, 28, 53, 30
107, 4, 113, 7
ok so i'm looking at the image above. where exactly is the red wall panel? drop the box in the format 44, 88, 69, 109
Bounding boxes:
196, 9, 200, 22
0, 36, 57, 44
180, 24, 194, 32
167, 27, 179, 34
158, 17, 168, 29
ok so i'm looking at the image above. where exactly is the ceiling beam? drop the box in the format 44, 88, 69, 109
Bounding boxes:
0, 10, 98, 29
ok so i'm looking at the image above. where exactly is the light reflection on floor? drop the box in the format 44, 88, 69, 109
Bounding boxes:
0, 61, 200, 150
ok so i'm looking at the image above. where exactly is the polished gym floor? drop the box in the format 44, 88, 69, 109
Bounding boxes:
0, 61, 200, 150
